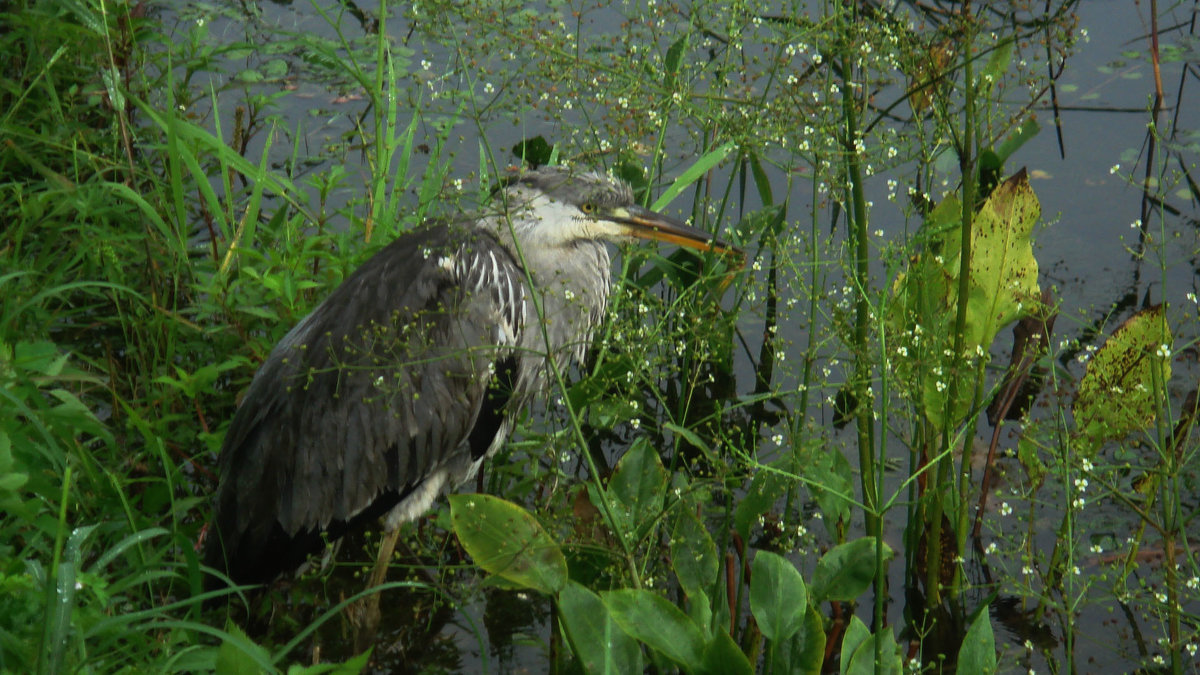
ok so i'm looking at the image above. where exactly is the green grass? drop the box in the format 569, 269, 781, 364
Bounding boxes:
2, 0, 1198, 672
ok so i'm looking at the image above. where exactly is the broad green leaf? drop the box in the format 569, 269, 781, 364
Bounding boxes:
699, 628, 754, 675
603, 588, 705, 669
671, 507, 718, 606
957, 605, 997, 675
790, 603, 827, 675
1073, 305, 1172, 453
750, 551, 807, 643
608, 438, 667, 542
839, 616, 870, 675
889, 171, 1044, 428
449, 494, 567, 595
558, 581, 642, 674
810, 537, 891, 604
844, 623, 902, 675
994, 118, 1040, 165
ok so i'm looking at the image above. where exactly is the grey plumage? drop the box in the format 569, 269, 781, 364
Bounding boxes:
205, 166, 738, 587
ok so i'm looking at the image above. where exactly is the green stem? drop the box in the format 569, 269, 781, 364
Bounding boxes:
839, 28, 879, 546
837, 9, 884, 664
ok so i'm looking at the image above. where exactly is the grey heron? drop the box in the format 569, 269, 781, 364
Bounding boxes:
203, 166, 740, 614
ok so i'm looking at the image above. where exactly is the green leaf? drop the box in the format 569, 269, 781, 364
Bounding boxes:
671, 508, 719, 605
558, 581, 642, 674
699, 628, 754, 675
839, 616, 870, 675
449, 494, 567, 595
843, 622, 902, 675
651, 142, 735, 212
977, 37, 1013, 98
603, 588, 706, 669
664, 35, 688, 89
750, 551, 807, 643
994, 118, 1040, 165
809, 537, 891, 604
889, 171, 1044, 428
608, 438, 667, 542
805, 449, 853, 537
216, 622, 274, 674
957, 605, 997, 675
789, 603, 827, 675
1073, 305, 1172, 453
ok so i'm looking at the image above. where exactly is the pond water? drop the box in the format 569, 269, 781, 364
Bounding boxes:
176, 0, 1200, 671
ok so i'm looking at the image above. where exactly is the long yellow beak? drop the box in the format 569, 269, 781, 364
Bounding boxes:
608, 205, 746, 272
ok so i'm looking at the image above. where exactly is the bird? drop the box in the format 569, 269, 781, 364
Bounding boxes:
203, 165, 740, 622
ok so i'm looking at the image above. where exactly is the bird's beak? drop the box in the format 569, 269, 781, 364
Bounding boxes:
608, 205, 746, 270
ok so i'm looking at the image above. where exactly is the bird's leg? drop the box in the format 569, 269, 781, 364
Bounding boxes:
351, 526, 401, 652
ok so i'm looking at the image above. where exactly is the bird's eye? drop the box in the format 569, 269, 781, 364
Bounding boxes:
580, 202, 596, 215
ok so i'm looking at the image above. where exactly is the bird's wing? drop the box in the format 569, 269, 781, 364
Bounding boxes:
208, 223, 528, 584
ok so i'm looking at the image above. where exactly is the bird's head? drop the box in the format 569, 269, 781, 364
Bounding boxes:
493, 166, 743, 267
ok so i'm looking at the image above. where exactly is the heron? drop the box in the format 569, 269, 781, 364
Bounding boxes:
203, 165, 740, 630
